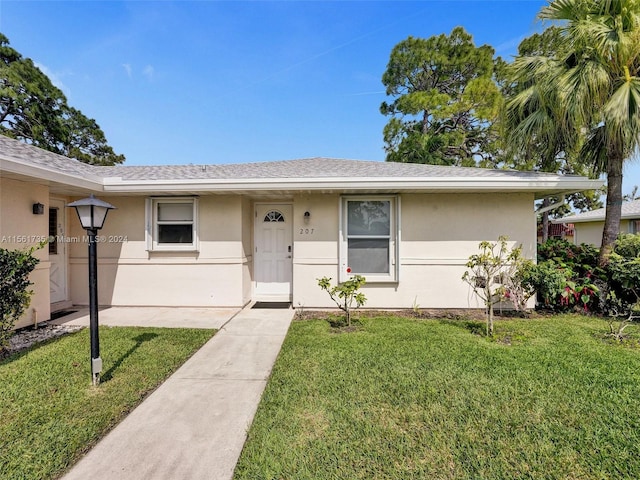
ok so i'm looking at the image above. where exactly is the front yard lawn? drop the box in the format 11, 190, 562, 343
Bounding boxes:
234, 314, 640, 479
0, 326, 215, 480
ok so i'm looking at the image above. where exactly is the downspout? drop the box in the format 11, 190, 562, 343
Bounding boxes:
537, 195, 566, 215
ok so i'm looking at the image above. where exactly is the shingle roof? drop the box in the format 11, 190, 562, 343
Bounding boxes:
0, 134, 580, 181
555, 199, 640, 223
101, 157, 573, 181
0, 134, 603, 197
0, 134, 104, 177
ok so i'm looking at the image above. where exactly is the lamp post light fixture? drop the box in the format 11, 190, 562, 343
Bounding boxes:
68, 195, 116, 386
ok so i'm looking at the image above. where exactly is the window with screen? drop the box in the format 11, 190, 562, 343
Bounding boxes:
341, 196, 398, 282
147, 198, 198, 251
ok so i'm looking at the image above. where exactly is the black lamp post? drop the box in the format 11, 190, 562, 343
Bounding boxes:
68, 195, 116, 386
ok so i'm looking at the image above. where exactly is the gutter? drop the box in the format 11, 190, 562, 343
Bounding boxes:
100, 176, 604, 196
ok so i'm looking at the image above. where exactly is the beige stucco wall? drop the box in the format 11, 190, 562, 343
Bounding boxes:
573, 220, 634, 246
0, 177, 51, 328
69, 195, 248, 307
292, 192, 536, 309
241, 197, 253, 306
63, 191, 537, 310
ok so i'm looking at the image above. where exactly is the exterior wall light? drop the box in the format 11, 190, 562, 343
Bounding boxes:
32, 203, 45, 215
304, 211, 311, 224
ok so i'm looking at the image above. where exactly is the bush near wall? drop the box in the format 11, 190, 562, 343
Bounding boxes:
0, 246, 40, 355
531, 237, 640, 315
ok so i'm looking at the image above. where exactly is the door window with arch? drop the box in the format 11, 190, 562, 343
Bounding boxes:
264, 210, 285, 222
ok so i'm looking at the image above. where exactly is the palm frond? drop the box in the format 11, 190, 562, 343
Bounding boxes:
579, 124, 608, 175
604, 76, 640, 155
539, 0, 586, 23
557, 59, 610, 124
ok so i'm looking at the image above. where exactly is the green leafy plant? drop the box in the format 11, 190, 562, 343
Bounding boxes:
462, 236, 533, 336
0, 245, 40, 355
605, 234, 640, 340
530, 239, 603, 312
317, 275, 367, 326
521, 260, 569, 308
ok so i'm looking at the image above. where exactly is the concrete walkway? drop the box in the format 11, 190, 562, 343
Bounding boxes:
62, 306, 295, 480
51, 306, 239, 330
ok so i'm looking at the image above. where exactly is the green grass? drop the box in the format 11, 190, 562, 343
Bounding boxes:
0, 326, 215, 480
234, 315, 640, 479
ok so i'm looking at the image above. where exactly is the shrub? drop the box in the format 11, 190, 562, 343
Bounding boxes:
0, 246, 40, 354
462, 237, 534, 336
317, 275, 367, 326
612, 233, 640, 259
605, 234, 640, 339
521, 260, 568, 308
537, 239, 600, 277
531, 239, 602, 312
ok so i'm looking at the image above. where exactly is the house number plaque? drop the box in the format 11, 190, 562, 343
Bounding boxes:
298, 228, 315, 235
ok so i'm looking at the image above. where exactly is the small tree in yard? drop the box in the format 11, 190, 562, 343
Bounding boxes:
462, 236, 533, 336
317, 275, 366, 327
0, 246, 40, 355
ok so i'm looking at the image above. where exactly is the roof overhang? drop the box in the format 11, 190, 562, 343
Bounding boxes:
0, 142, 604, 198
100, 176, 604, 198
0, 157, 104, 195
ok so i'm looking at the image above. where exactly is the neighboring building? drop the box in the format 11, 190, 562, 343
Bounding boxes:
0, 135, 602, 328
537, 222, 575, 244
554, 199, 640, 246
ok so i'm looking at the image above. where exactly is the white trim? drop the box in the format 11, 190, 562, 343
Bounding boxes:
101, 176, 603, 198
339, 195, 399, 283
253, 203, 293, 302
146, 197, 199, 252
49, 197, 69, 304
395, 195, 401, 282
1, 157, 104, 191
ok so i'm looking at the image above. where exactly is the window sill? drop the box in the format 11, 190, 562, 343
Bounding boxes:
342, 274, 397, 284
148, 246, 199, 253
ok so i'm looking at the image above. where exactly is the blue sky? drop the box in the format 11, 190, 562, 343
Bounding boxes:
1, 0, 639, 194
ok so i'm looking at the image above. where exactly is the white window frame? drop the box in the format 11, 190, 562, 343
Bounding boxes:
629, 219, 640, 234
146, 197, 199, 252
339, 195, 400, 283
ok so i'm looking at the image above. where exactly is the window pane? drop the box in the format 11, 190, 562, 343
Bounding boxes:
347, 201, 390, 235
348, 238, 389, 274
158, 224, 193, 244
264, 210, 285, 222
158, 203, 193, 221
49, 208, 58, 255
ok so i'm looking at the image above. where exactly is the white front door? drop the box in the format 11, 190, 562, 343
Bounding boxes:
254, 204, 293, 301
49, 199, 68, 305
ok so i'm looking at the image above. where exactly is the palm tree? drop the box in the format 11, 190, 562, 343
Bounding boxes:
506, 27, 585, 242
624, 185, 639, 201
520, 0, 640, 264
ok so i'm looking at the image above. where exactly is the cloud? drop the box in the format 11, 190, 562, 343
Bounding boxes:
494, 35, 527, 57
143, 65, 154, 80
122, 63, 132, 78
34, 62, 70, 95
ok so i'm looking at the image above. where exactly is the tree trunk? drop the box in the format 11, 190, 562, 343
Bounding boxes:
599, 150, 624, 266
541, 197, 550, 243
488, 301, 494, 336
